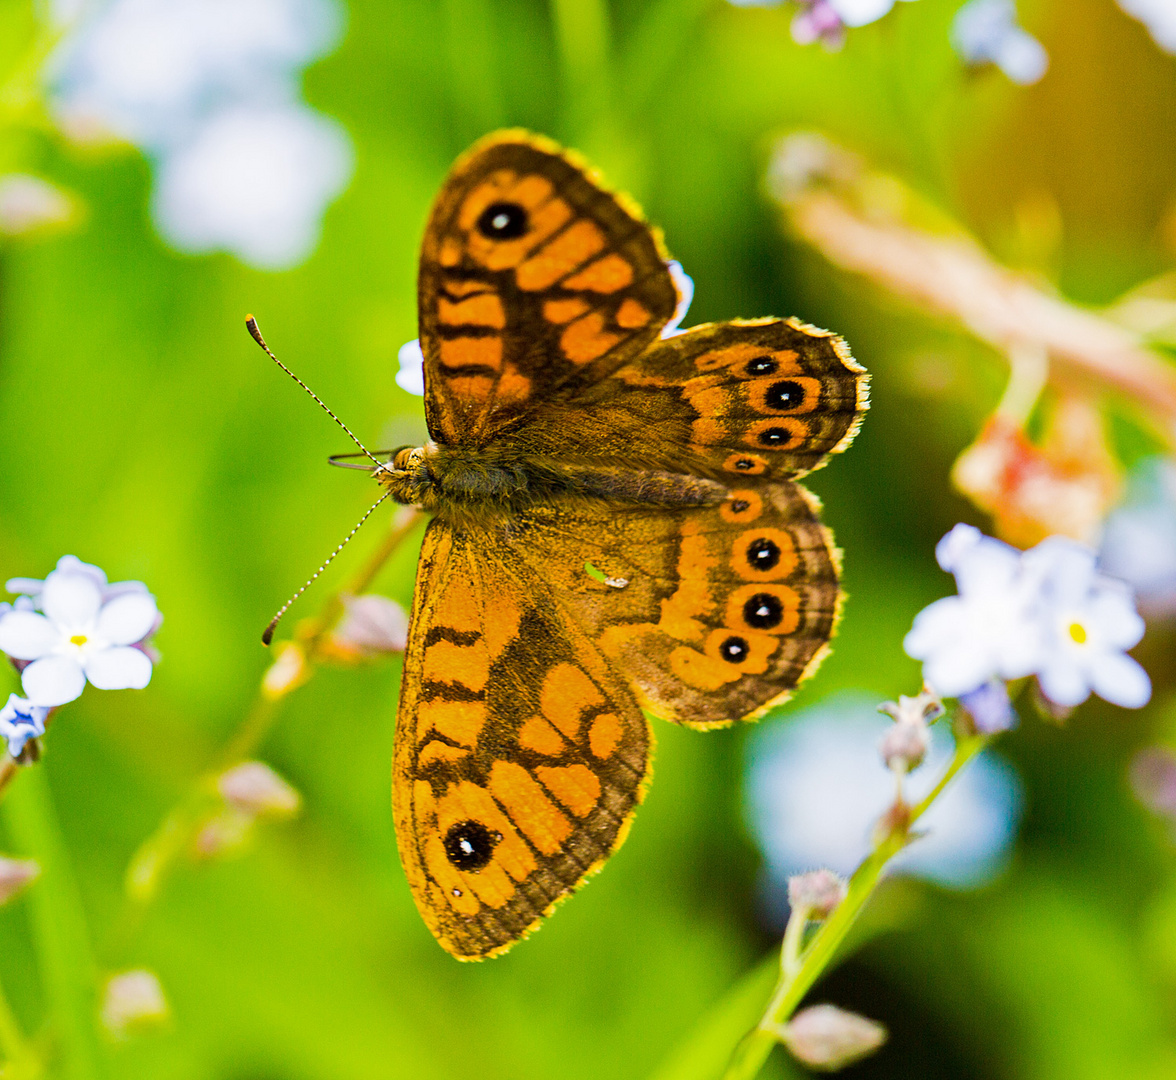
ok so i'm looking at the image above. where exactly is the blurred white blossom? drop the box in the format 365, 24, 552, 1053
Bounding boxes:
152, 104, 351, 269
1100, 456, 1176, 616
331, 593, 408, 655
0, 857, 40, 905
905, 524, 1151, 710
0, 695, 49, 758
217, 761, 301, 818
0, 556, 160, 706
746, 695, 1023, 904
951, 0, 1048, 84
1118, 0, 1176, 54
46, 0, 352, 269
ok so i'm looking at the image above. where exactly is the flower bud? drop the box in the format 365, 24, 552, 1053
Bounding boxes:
959, 680, 1017, 734
878, 688, 943, 727
262, 641, 308, 699
217, 762, 301, 819
0, 857, 39, 904
777, 1004, 887, 1070
787, 869, 847, 919
0, 175, 75, 236
101, 969, 169, 1039
1131, 747, 1176, 819
879, 720, 929, 772
193, 808, 254, 860
330, 594, 408, 656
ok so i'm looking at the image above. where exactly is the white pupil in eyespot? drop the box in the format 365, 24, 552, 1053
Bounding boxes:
492, 213, 510, 230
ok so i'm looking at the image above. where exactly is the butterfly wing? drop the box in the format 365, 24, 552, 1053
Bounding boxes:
508, 318, 868, 480
393, 518, 652, 959
507, 482, 841, 729
418, 131, 680, 446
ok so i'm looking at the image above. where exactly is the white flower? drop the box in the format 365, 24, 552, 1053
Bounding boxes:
0, 695, 50, 758
46, 0, 352, 270
1118, 0, 1176, 54
1023, 537, 1151, 708
746, 695, 1024, 897
101, 969, 169, 1039
903, 524, 1042, 696
152, 103, 352, 270
0, 558, 160, 706
1100, 456, 1176, 615
951, 0, 1049, 84
48, 0, 343, 148
661, 260, 695, 338
396, 338, 425, 397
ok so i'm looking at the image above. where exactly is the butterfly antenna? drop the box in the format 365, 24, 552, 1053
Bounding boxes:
262, 491, 391, 645
246, 315, 383, 470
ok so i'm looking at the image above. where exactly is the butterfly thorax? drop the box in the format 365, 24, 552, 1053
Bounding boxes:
378, 442, 729, 521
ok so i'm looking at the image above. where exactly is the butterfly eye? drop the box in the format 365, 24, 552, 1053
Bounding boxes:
743, 593, 784, 629
443, 820, 498, 871
764, 380, 805, 410
745, 538, 782, 572
745, 356, 777, 376
476, 201, 529, 240
718, 636, 750, 663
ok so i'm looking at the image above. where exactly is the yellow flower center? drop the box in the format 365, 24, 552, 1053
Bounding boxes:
1068, 622, 1088, 645
69, 634, 88, 647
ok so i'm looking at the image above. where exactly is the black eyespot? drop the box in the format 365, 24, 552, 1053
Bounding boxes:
758, 427, 791, 446
765, 380, 805, 411
744, 593, 784, 629
730, 499, 750, 513
746, 538, 781, 571
746, 356, 777, 376
443, 820, 497, 871
476, 201, 528, 240
719, 636, 749, 663
734, 459, 756, 471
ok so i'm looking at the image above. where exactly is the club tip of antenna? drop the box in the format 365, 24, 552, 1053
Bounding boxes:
245, 315, 266, 348
261, 622, 277, 647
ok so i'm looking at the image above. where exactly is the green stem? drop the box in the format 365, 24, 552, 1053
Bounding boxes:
3, 766, 104, 1080
0, 964, 39, 1079
721, 731, 992, 1080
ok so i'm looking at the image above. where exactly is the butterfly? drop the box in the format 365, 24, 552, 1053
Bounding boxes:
379, 131, 868, 960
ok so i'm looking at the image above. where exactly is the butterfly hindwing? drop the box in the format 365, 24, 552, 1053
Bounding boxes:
394, 518, 652, 959
418, 131, 680, 446
508, 481, 841, 729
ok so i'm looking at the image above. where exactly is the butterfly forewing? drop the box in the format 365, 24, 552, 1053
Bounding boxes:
418, 132, 679, 446
394, 519, 652, 959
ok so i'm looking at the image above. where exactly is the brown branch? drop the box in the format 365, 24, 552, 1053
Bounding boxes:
771, 135, 1176, 446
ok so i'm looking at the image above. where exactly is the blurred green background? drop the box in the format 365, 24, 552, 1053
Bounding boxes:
1, 0, 1176, 1076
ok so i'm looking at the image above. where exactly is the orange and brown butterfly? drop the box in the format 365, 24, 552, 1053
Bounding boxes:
378, 130, 868, 960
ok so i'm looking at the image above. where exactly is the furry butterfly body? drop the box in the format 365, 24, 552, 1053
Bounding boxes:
380, 132, 868, 959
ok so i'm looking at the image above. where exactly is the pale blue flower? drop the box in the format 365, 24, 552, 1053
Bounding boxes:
0, 695, 49, 758
951, 0, 1048, 85
1118, 0, 1176, 54
746, 695, 1023, 902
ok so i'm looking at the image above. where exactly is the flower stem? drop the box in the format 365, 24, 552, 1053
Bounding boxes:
3, 765, 105, 1080
720, 730, 992, 1080
116, 509, 424, 926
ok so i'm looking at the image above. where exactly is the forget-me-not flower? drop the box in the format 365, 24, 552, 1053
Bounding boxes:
0, 556, 160, 706
0, 695, 50, 758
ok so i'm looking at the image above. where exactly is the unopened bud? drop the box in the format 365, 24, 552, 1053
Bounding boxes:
776, 1004, 887, 1070
331, 594, 408, 656
0, 175, 75, 236
787, 869, 847, 919
193, 808, 254, 860
262, 641, 308, 699
959, 680, 1017, 734
0, 857, 39, 904
101, 969, 169, 1039
878, 687, 943, 727
218, 762, 301, 819
879, 719, 929, 772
